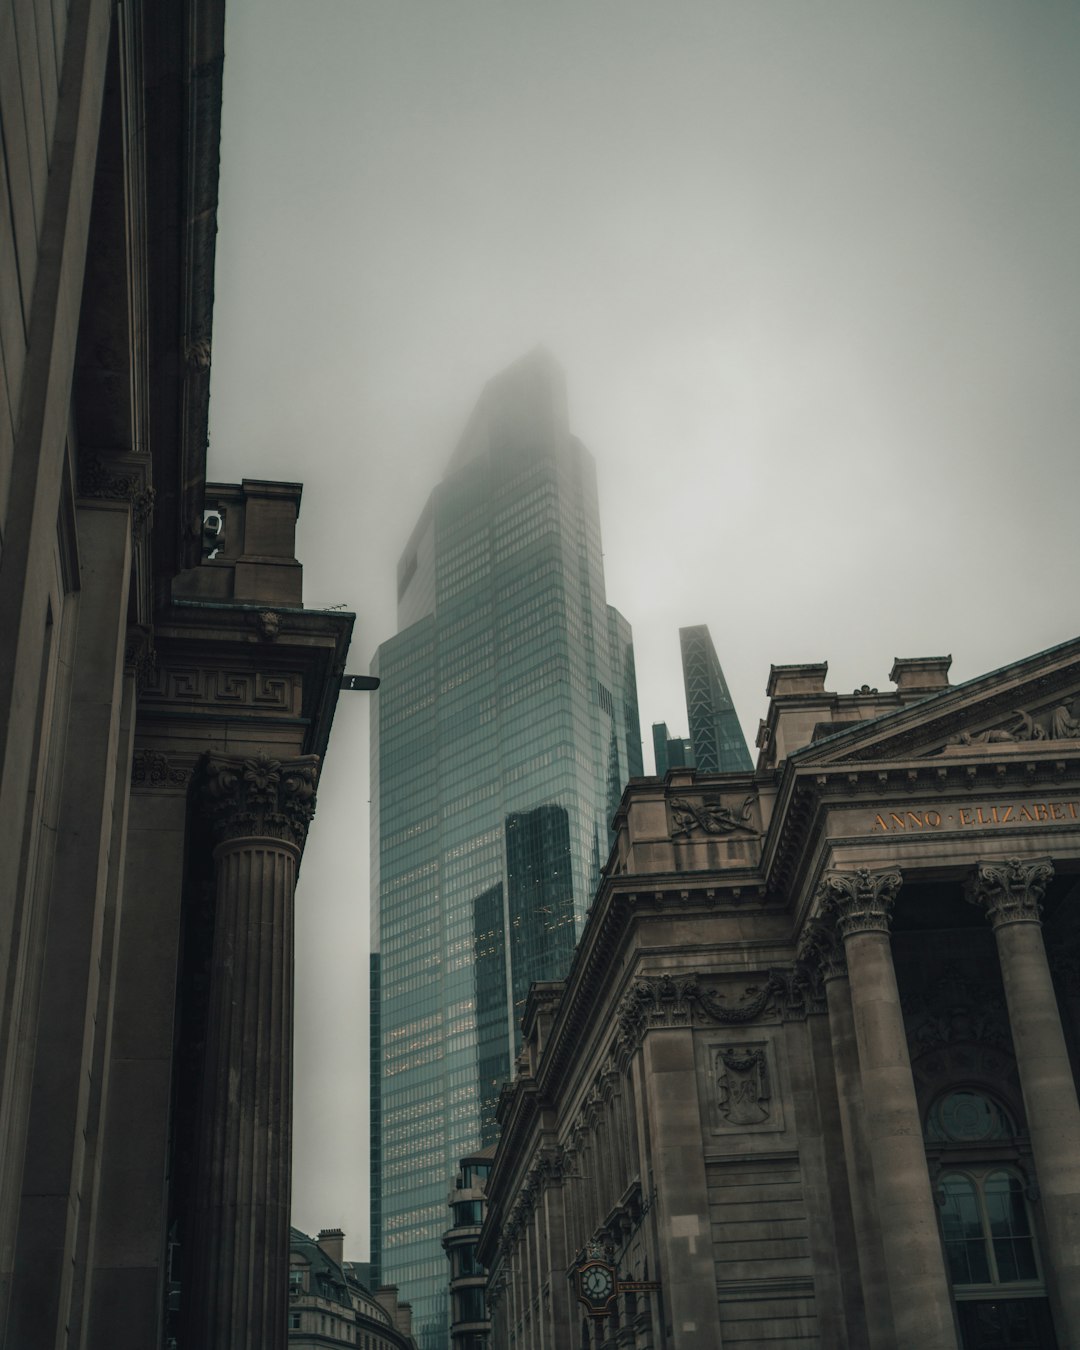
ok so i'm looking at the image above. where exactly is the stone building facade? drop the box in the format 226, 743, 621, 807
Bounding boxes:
478, 643, 1080, 1350
443, 1150, 494, 1350
0, 2, 353, 1347
289, 1228, 417, 1350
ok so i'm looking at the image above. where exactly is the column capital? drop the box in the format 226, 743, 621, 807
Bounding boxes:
198, 751, 320, 850
817, 867, 902, 940
798, 914, 848, 982
965, 857, 1054, 929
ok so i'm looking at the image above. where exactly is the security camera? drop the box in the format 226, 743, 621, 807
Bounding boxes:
202, 509, 225, 558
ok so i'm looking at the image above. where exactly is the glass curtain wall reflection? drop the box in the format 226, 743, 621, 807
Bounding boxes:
369, 351, 642, 1348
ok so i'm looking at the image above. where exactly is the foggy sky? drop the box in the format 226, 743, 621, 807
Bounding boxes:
205, 0, 1080, 1257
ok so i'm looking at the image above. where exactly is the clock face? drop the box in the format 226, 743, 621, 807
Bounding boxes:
580, 1262, 614, 1305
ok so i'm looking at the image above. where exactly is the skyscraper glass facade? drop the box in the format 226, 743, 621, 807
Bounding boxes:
369, 352, 642, 1348
680, 624, 754, 773
651, 720, 694, 776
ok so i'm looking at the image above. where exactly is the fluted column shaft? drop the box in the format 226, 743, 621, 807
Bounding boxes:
184, 753, 318, 1350
820, 869, 957, 1350
817, 943, 894, 1350
968, 858, 1080, 1346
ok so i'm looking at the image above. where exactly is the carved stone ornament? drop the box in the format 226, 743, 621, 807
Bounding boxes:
78, 454, 155, 525
185, 336, 212, 371
947, 700, 1080, 746
798, 914, 847, 983
256, 610, 281, 641
131, 748, 194, 790
902, 963, 1012, 1058
124, 626, 159, 693
716, 1046, 771, 1125
772, 962, 827, 1019
965, 857, 1054, 929
817, 867, 903, 939
198, 751, 320, 849
670, 794, 756, 837
616, 973, 782, 1048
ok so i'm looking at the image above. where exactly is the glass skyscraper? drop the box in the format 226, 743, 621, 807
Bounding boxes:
369, 351, 642, 1348
651, 627, 753, 775
680, 624, 754, 772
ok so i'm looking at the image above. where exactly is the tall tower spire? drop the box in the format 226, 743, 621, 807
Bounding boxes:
679, 624, 753, 773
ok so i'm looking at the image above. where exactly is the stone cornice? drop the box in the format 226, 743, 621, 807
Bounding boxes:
146, 601, 354, 765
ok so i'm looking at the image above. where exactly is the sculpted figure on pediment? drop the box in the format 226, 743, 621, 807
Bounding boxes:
944, 697, 1080, 748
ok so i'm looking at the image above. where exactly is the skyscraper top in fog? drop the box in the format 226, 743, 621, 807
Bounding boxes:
680, 623, 753, 773
370, 351, 641, 1348
653, 626, 753, 775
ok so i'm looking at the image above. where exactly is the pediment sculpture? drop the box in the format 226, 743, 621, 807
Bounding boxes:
946, 698, 1080, 747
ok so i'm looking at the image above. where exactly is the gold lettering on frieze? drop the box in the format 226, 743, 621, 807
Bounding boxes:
870, 801, 1079, 834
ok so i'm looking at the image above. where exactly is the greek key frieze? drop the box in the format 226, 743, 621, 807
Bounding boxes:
140, 665, 301, 714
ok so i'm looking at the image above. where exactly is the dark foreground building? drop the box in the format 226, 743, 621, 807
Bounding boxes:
479, 643, 1080, 1350
0, 3, 352, 1346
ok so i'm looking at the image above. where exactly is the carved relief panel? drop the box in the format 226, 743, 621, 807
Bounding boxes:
696, 1035, 786, 1137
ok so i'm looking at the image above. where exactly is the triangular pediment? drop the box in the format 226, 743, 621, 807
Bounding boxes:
791, 636, 1080, 766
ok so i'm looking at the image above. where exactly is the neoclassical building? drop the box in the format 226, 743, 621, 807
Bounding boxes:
288, 1228, 417, 1350
478, 644, 1080, 1350
0, 1, 354, 1346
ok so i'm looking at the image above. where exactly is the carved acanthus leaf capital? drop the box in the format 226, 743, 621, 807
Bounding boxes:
966, 857, 1053, 929
199, 751, 320, 850
817, 867, 902, 939
798, 914, 848, 983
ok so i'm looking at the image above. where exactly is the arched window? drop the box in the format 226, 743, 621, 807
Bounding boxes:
925, 1089, 1014, 1145
925, 1088, 1057, 1347
939, 1170, 1039, 1290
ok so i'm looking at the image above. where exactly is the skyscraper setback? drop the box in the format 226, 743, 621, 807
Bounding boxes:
369, 352, 642, 1347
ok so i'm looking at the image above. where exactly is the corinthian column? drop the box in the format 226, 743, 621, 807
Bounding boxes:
184, 752, 319, 1350
803, 918, 893, 1350
967, 857, 1080, 1343
819, 868, 957, 1350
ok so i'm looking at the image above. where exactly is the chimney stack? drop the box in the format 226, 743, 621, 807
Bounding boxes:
316, 1228, 345, 1267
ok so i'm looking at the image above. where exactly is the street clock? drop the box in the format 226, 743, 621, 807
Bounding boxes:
576, 1258, 617, 1316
